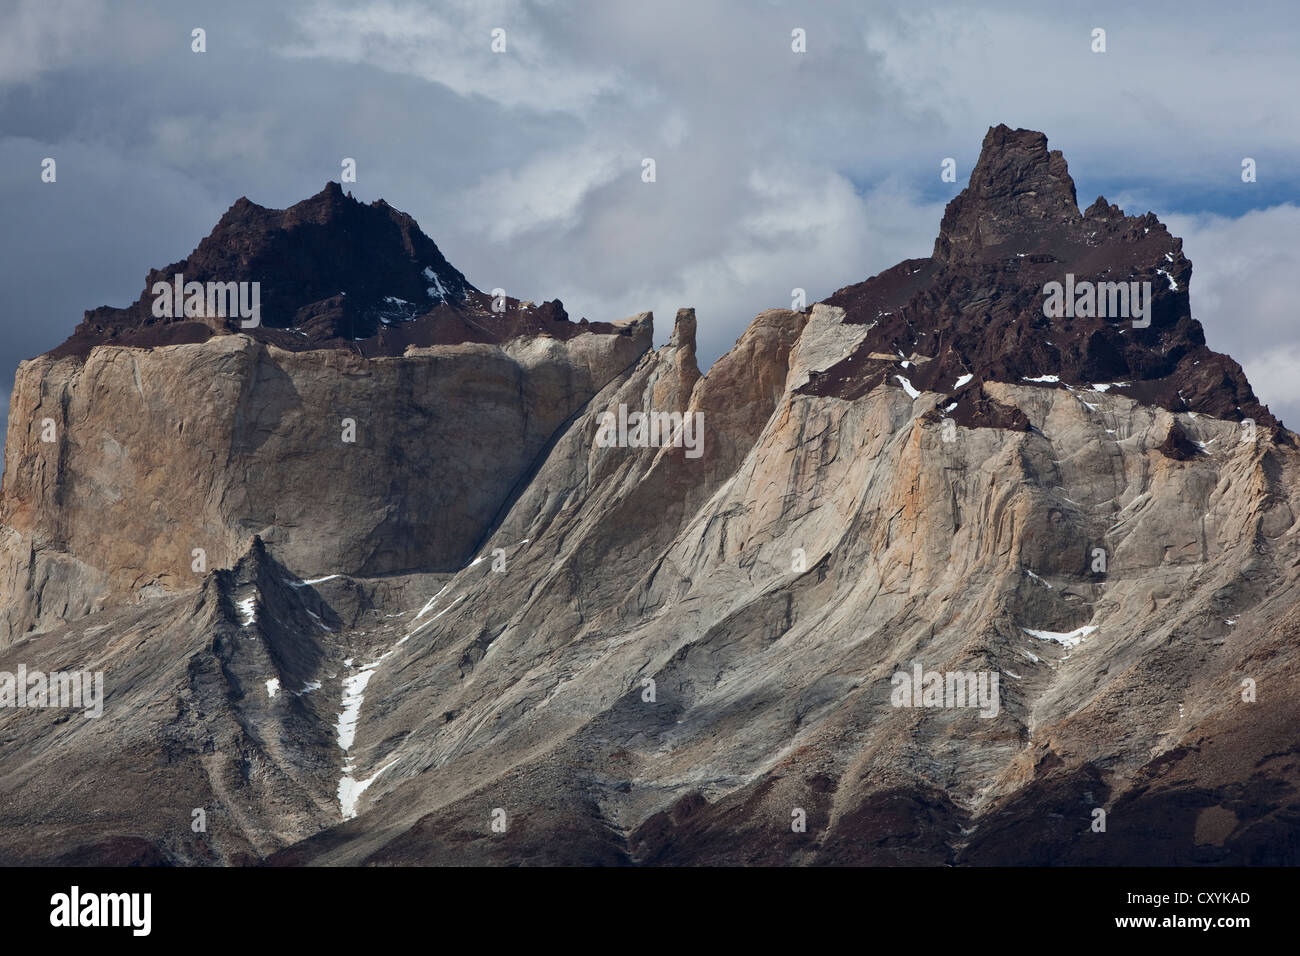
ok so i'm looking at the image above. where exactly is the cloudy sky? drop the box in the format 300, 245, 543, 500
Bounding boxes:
2, 0, 1298, 425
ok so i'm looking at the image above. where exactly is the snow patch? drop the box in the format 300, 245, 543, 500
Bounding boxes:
409, 595, 466, 638
306, 609, 334, 631
953, 373, 973, 389
301, 574, 341, 586
424, 266, 449, 301
413, 584, 451, 621
335, 666, 375, 753
1025, 569, 1054, 589
333, 632, 410, 819
265, 678, 280, 698
338, 760, 398, 821
235, 595, 256, 627
894, 375, 920, 400
1023, 625, 1098, 648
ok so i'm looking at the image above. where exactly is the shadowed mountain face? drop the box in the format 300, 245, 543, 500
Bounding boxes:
809, 125, 1280, 437
55, 182, 624, 359
2, 127, 1298, 866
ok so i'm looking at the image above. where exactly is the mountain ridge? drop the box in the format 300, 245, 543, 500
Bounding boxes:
2, 125, 1298, 866
810, 124, 1282, 438
53, 181, 627, 360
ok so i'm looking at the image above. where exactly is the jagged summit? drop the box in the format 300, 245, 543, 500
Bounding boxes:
4, 127, 1300, 867
811, 124, 1281, 436
51, 183, 627, 360
933, 125, 1082, 262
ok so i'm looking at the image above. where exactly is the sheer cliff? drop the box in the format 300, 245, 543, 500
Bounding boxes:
1, 127, 1297, 866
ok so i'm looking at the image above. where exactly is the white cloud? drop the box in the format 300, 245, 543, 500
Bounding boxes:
2, 0, 1298, 421
1164, 205, 1300, 425
1241, 346, 1300, 418
0, 0, 104, 84
282, 0, 622, 114
457, 141, 627, 241
523, 173, 941, 365
860, 4, 1300, 183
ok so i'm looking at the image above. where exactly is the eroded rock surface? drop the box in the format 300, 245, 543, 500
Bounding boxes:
1, 128, 1297, 866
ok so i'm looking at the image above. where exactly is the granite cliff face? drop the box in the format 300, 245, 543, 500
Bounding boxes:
0, 187, 649, 639
0, 319, 647, 639
1, 127, 1298, 866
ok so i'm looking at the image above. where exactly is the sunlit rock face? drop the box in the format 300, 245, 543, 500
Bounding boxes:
1, 129, 1296, 866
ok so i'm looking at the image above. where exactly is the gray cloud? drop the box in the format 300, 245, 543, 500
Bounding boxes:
1164, 205, 1300, 424
1, 0, 1297, 430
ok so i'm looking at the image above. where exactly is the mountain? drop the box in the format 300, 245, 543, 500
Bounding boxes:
58, 182, 618, 358
811, 126, 1279, 435
1, 127, 1298, 866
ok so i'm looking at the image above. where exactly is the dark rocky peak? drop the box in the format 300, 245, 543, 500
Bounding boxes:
196, 182, 470, 302
933, 125, 1081, 263
808, 125, 1281, 435
50, 185, 631, 360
